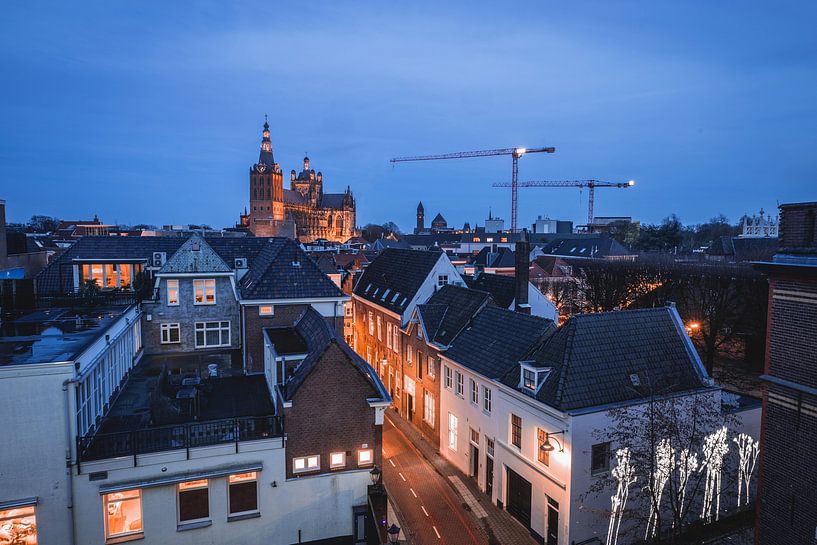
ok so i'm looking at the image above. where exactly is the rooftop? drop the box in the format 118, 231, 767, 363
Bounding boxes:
354, 248, 444, 314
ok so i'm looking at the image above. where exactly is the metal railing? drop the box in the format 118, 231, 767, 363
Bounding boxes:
37, 290, 139, 308
77, 414, 283, 464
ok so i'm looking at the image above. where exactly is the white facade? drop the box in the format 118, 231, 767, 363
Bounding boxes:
397, 252, 464, 327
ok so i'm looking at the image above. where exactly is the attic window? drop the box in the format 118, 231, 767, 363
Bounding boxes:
192, 242, 201, 251
292, 261, 301, 268
629, 373, 641, 387
365, 283, 373, 294
519, 364, 551, 393
381, 288, 391, 301
391, 292, 400, 303
570, 247, 577, 253
401, 297, 408, 307
486, 237, 494, 243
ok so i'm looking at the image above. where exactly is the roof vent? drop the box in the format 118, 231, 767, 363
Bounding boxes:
192, 242, 201, 252
292, 261, 301, 268
629, 373, 641, 387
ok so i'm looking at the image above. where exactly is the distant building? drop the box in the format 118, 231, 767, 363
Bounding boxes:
485, 210, 505, 233
587, 216, 632, 234
239, 120, 356, 242
531, 215, 573, 235
415, 201, 425, 234
431, 212, 449, 231
740, 208, 778, 238
0, 199, 52, 279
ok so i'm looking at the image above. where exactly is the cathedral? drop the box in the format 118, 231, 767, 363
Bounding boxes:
240, 120, 356, 242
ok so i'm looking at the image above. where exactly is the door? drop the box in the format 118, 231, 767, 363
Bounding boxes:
485, 456, 494, 499
546, 496, 559, 545
470, 445, 479, 479
352, 505, 367, 544
506, 468, 532, 529
407, 393, 414, 420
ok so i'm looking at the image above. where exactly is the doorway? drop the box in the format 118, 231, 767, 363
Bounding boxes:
470, 444, 479, 479
546, 496, 559, 545
506, 467, 532, 529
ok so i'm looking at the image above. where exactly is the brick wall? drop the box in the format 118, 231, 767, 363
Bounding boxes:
243, 304, 309, 373
282, 342, 382, 480
403, 326, 441, 447
352, 297, 403, 411
778, 202, 817, 252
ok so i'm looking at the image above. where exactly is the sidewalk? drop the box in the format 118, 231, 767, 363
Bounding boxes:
387, 409, 538, 545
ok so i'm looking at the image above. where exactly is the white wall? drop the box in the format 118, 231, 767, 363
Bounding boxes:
401, 253, 463, 326
524, 283, 558, 322
73, 441, 370, 545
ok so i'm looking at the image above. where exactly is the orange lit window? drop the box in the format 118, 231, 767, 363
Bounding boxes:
103, 489, 143, 540
177, 480, 209, 524
259, 305, 274, 316
228, 472, 259, 515
193, 279, 216, 304
0, 505, 38, 544
330, 452, 346, 469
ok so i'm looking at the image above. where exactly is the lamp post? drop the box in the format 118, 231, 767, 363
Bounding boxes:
540, 430, 566, 455
370, 465, 383, 493
387, 523, 400, 544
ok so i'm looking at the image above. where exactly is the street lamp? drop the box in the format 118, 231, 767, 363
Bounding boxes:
370, 466, 382, 486
387, 524, 400, 544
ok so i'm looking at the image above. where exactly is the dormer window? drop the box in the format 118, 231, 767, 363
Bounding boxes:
519, 364, 551, 393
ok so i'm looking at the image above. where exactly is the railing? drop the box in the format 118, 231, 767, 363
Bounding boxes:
38, 290, 139, 308
77, 414, 283, 464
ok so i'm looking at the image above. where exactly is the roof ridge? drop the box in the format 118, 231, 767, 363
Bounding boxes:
553, 319, 578, 406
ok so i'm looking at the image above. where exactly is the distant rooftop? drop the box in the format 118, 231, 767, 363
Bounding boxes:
0, 306, 132, 366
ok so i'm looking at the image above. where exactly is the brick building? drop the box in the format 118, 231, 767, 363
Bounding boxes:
239, 120, 356, 242
754, 202, 817, 545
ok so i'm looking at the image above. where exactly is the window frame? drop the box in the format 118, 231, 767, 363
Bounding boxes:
392, 324, 400, 353
376, 315, 383, 341
444, 365, 452, 389
386, 323, 393, 349
437, 274, 448, 287
193, 278, 216, 305
368, 311, 374, 336
482, 386, 492, 414
0, 505, 38, 544
591, 442, 612, 475
511, 414, 522, 449
470, 378, 478, 405
448, 412, 458, 451
160, 322, 181, 344
358, 449, 374, 466
258, 305, 274, 316
228, 472, 259, 516
330, 451, 347, 470
177, 479, 210, 525
167, 279, 179, 306
537, 428, 550, 466
194, 321, 231, 348
455, 370, 464, 397
423, 390, 435, 428
293, 454, 321, 474
103, 489, 144, 541
427, 356, 436, 379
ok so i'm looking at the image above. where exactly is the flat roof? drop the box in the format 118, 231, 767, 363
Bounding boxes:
0, 306, 131, 367
264, 327, 308, 356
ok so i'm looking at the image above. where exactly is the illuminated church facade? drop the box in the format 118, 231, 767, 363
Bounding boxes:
240, 120, 356, 242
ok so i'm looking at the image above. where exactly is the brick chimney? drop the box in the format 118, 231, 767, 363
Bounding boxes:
515, 228, 531, 314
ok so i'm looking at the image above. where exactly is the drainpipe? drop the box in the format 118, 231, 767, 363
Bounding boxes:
62, 376, 80, 545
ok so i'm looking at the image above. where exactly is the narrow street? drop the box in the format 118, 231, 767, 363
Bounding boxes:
383, 414, 489, 545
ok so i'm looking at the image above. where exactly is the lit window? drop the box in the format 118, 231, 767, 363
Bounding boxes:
293, 455, 320, 474
444, 366, 452, 389
486, 237, 494, 243
392, 325, 400, 353
470, 428, 480, 445
330, 452, 347, 469
538, 429, 550, 466
160, 323, 181, 344
377, 316, 383, 341
194, 321, 230, 348
358, 449, 374, 466
523, 368, 536, 390
103, 489, 143, 540
193, 279, 216, 304
423, 390, 435, 428
167, 279, 179, 306
228, 472, 259, 515
0, 505, 37, 544
177, 479, 209, 524
386, 323, 393, 349
511, 414, 522, 448
448, 413, 458, 451
501, 237, 508, 243
427, 356, 436, 379
258, 305, 274, 316
368, 311, 374, 336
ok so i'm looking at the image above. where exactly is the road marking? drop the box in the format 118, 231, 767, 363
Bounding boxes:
421, 505, 429, 517
399, 472, 406, 482
410, 488, 417, 498
389, 459, 396, 467
448, 475, 489, 518
433, 526, 441, 539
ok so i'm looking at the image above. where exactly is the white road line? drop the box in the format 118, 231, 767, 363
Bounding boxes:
399, 472, 406, 482
421, 506, 429, 517
410, 488, 417, 498
389, 459, 396, 467
433, 526, 441, 539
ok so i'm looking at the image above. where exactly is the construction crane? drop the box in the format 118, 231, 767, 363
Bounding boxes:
492, 179, 635, 227
390, 146, 555, 232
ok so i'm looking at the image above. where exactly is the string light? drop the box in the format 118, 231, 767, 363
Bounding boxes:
701, 427, 729, 523
734, 433, 759, 508
645, 439, 675, 539
607, 448, 637, 545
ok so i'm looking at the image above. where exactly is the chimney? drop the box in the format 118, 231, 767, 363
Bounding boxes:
0, 199, 7, 262
515, 228, 531, 314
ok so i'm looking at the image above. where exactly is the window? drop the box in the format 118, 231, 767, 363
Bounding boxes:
470, 428, 480, 445
482, 386, 492, 413
427, 356, 436, 379
358, 449, 374, 466
330, 452, 347, 469
377, 316, 383, 341
392, 325, 400, 353
344, 303, 352, 317
523, 368, 536, 390
417, 351, 423, 379
405, 344, 413, 364
486, 437, 495, 458
194, 321, 230, 348
511, 414, 522, 448
368, 311, 374, 336
228, 472, 258, 515
193, 279, 216, 304
167, 279, 179, 306
293, 455, 320, 474
160, 323, 181, 344
538, 429, 550, 466
444, 366, 452, 389
103, 489, 143, 540
437, 274, 448, 287
386, 323, 393, 349
258, 305, 274, 316
177, 479, 209, 524
470, 379, 478, 405
448, 413, 458, 451
423, 390, 435, 428
0, 505, 37, 544
455, 371, 464, 397
592, 442, 611, 475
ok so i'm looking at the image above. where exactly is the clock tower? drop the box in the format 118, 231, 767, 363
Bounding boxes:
249, 119, 284, 223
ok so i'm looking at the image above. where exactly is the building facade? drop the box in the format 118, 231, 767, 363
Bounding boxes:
240, 121, 356, 242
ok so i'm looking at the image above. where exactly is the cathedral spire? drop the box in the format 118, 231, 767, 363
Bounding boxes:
258, 117, 274, 167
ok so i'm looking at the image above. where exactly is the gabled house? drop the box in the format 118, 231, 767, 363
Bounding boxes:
466, 272, 557, 322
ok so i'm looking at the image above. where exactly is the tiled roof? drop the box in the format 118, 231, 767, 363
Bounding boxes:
541, 236, 634, 259
501, 306, 711, 411
417, 285, 493, 346
282, 306, 390, 402
159, 234, 231, 274
465, 273, 516, 309
370, 238, 412, 252
321, 193, 348, 209
283, 189, 308, 205
444, 306, 555, 379
239, 238, 343, 300
353, 248, 444, 314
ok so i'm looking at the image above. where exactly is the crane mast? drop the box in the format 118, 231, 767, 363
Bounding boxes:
391, 146, 555, 232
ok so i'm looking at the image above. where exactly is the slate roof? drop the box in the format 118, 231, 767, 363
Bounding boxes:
353, 248, 444, 314
500, 306, 711, 412
541, 235, 634, 259
321, 193, 348, 209
281, 306, 390, 402
471, 246, 516, 268
431, 213, 447, 225
239, 238, 343, 300
416, 285, 493, 347
283, 189, 308, 205
159, 235, 231, 274
369, 238, 411, 252
444, 306, 555, 379
465, 273, 516, 309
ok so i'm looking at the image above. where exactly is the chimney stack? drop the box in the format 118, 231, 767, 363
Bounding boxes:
515, 228, 531, 314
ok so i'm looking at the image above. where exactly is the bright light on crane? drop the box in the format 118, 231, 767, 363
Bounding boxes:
515, 148, 527, 155
628, 180, 636, 186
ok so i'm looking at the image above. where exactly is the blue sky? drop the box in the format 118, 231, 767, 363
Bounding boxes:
1, 1, 815, 231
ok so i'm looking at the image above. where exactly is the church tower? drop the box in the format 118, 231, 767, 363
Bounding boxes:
249, 119, 284, 223
415, 201, 425, 234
